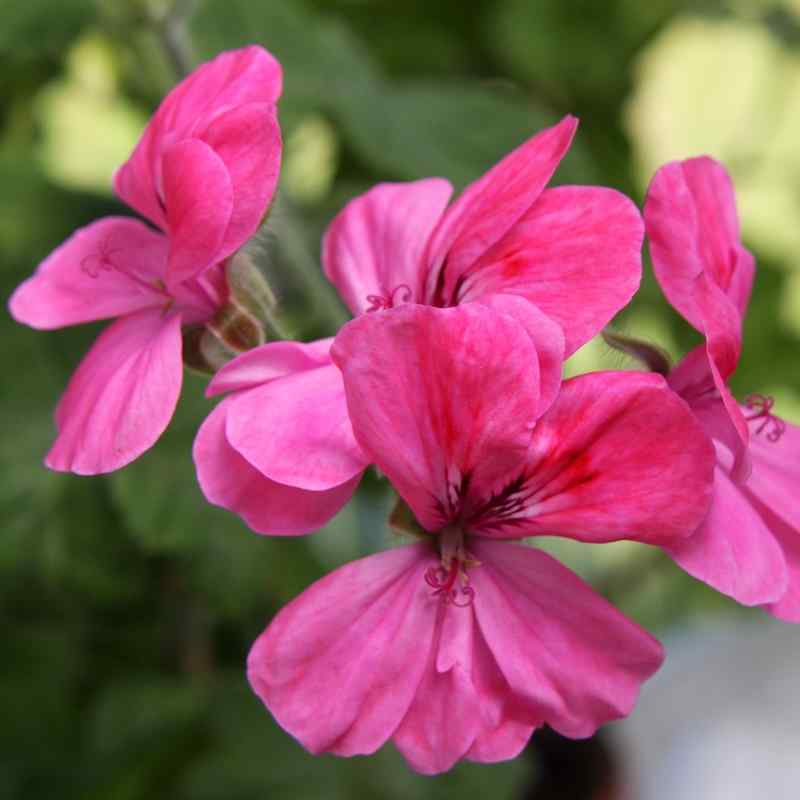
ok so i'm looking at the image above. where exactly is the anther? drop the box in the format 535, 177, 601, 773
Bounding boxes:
744, 393, 786, 443
424, 561, 474, 607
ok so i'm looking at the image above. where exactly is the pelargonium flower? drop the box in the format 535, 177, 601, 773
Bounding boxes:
8, 46, 282, 474
644, 156, 799, 615
247, 303, 715, 774
197, 116, 645, 531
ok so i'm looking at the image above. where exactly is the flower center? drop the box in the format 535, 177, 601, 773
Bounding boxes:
365, 284, 412, 312
744, 393, 786, 443
423, 525, 477, 608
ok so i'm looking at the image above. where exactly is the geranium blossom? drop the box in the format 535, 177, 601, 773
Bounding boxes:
645, 156, 799, 614
199, 116, 645, 532
8, 46, 282, 474
247, 303, 715, 774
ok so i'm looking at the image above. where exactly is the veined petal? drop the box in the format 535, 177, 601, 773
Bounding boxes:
742, 412, 800, 532
8, 217, 168, 329
197, 102, 281, 260
665, 466, 788, 605
393, 604, 483, 774
758, 499, 800, 622
206, 338, 333, 397
46, 308, 183, 474
471, 540, 664, 739
645, 157, 749, 330
471, 293, 564, 418
162, 138, 234, 289
322, 179, 453, 316
225, 363, 368, 491
469, 371, 715, 545
332, 304, 541, 531
248, 544, 436, 757
426, 116, 578, 305
193, 397, 359, 535
114, 46, 282, 228
668, 342, 749, 483
457, 186, 644, 356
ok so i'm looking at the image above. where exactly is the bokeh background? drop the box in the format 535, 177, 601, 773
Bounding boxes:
2, 1, 799, 798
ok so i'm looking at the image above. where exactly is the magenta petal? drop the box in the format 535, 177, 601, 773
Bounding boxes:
114, 46, 282, 228
745, 415, 800, 531
8, 217, 168, 329
760, 502, 800, 622
472, 293, 564, 417
207, 338, 333, 397
392, 605, 483, 774
332, 304, 541, 531
45, 308, 183, 474
427, 116, 578, 304
477, 371, 715, 544
161, 138, 233, 289
248, 544, 436, 756
197, 102, 281, 260
645, 157, 749, 330
225, 364, 368, 491
193, 397, 359, 535
458, 186, 644, 356
665, 467, 788, 605
323, 179, 453, 315
471, 540, 664, 738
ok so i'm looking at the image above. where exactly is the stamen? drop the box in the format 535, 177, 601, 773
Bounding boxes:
424, 560, 475, 607
80, 238, 122, 278
365, 284, 412, 312
744, 393, 786, 443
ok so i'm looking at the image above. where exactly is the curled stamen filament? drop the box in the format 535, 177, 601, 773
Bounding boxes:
424, 561, 474, 607
365, 284, 413, 312
744, 394, 786, 443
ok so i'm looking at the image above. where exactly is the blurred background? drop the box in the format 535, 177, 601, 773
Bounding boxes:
2, 0, 800, 797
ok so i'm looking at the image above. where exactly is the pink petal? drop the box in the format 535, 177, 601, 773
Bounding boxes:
45, 308, 183, 474
331, 304, 541, 531
425, 116, 578, 305
645, 157, 749, 330
322, 179, 453, 315
8, 217, 168, 329
665, 466, 788, 605
193, 397, 359, 535
248, 544, 436, 756
742, 413, 800, 532
456, 185, 644, 356
206, 338, 333, 397
470, 539, 664, 738
470, 371, 715, 545
196, 102, 282, 260
225, 363, 368, 491
759, 501, 800, 622
161, 138, 234, 289
392, 604, 483, 774
668, 343, 750, 483
471, 293, 564, 417
114, 46, 282, 228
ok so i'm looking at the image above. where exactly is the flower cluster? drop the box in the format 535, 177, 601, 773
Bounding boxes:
9, 47, 798, 774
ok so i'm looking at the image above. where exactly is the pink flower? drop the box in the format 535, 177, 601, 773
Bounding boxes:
247, 303, 715, 774
200, 116, 645, 532
193, 338, 367, 534
645, 156, 799, 615
8, 46, 282, 474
